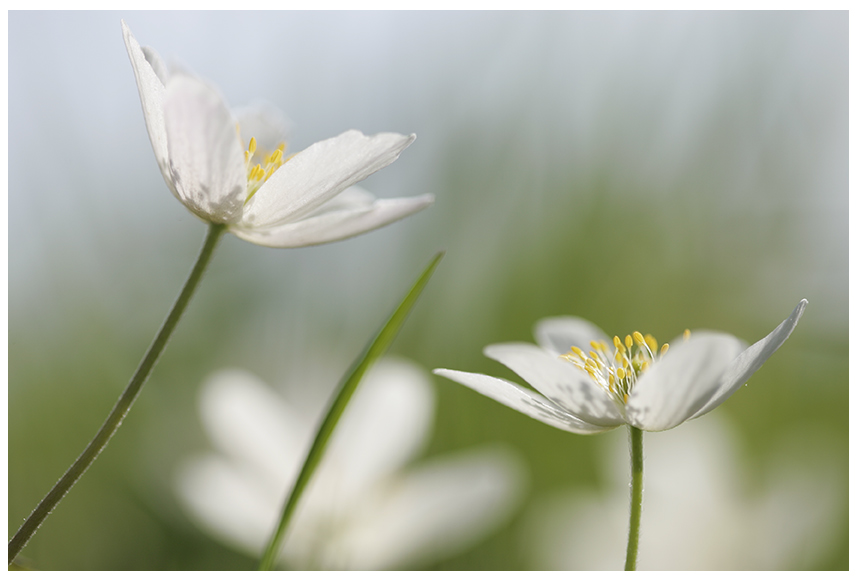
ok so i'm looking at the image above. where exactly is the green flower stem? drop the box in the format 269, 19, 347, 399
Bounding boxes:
624, 425, 644, 571
8, 222, 226, 565
257, 251, 443, 571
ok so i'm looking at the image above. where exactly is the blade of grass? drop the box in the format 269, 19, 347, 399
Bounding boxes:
257, 251, 444, 570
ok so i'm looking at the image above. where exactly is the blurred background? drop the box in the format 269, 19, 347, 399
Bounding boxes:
8, 10, 847, 570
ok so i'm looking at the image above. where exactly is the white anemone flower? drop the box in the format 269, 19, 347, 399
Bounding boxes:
435, 300, 806, 433
176, 358, 524, 570
122, 21, 433, 247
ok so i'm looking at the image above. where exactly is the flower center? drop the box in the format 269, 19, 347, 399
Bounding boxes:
243, 136, 288, 201
561, 329, 690, 406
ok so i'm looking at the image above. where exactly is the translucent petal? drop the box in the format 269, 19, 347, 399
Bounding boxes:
241, 130, 415, 228
121, 20, 176, 199
689, 299, 808, 421
484, 343, 626, 427
533, 316, 612, 355
625, 332, 747, 431
233, 100, 292, 152
232, 192, 434, 248
162, 75, 248, 223
433, 369, 615, 434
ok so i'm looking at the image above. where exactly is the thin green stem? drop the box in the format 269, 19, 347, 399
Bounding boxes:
257, 251, 443, 571
625, 425, 644, 571
8, 222, 226, 565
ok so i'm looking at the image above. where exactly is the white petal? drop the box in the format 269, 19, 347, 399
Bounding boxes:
175, 455, 277, 556
433, 369, 614, 434
626, 332, 747, 431
162, 74, 248, 223
320, 359, 435, 502
689, 299, 808, 421
233, 100, 292, 152
533, 316, 612, 355
198, 369, 309, 483
121, 20, 176, 199
303, 184, 376, 212
328, 447, 524, 570
231, 192, 434, 248
484, 343, 626, 427
241, 130, 416, 228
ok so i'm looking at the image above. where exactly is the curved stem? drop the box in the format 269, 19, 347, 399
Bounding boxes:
8, 223, 226, 565
624, 425, 644, 571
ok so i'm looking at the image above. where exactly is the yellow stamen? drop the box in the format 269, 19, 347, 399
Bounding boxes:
645, 334, 658, 353
244, 138, 289, 201
560, 326, 677, 408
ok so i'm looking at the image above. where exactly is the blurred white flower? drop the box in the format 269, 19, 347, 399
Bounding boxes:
435, 300, 806, 433
176, 358, 524, 570
524, 416, 842, 570
122, 20, 433, 247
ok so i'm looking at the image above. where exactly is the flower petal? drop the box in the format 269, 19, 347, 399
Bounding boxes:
689, 299, 808, 421
198, 369, 309, 482
241, 130, 416, 228
626, 332, 747, 431
533, 316, 612, 355
122, 20, 176, 199
231, 190, 434, 248
162, 74, 248, 223
484, 343, 626, 427
433, 369, 614, 434
233, 100, 292, 152
321, 359, 434, 501
326, 447, 524, 570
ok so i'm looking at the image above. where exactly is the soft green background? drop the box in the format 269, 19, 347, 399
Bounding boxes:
8, 11, 847, 570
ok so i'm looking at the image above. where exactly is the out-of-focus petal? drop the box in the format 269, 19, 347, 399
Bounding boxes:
162, 75, 248, 223
241, 130, 415, 228
176, 455, 277, 556
433, 369, 615, 434
484, 343, 626, 427
626, 332, 746, 431
534, 316, 612, 355
198, 369, 310, 483
232, 193, 434, 248
320, 359, 435, 502
689, 299, 808, 421
327, 447, 525, 570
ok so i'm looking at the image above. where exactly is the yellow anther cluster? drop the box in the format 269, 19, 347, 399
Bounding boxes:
561, 330, 683, 406
243, 136, 288, 200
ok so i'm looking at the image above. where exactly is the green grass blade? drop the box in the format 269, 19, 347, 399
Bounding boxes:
258, 251, 444, 570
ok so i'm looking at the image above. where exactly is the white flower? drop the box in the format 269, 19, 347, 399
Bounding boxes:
122, 21, 433, 247
524, 416, 842, 570
176, 358, 524, 570
435, 300, 807, 433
